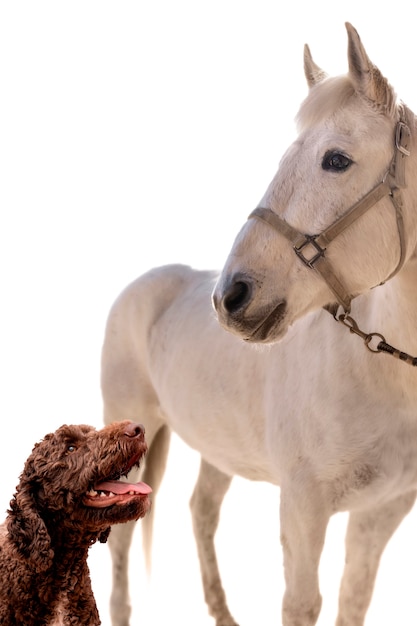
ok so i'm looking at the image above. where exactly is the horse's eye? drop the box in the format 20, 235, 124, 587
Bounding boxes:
322, 151, 352, 172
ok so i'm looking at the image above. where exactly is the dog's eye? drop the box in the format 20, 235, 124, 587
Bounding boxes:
67, 445, 76, 453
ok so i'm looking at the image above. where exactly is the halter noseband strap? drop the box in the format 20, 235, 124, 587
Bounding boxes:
248, 108, 411, 315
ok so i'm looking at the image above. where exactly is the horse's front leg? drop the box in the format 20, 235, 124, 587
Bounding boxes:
336, 490, 416, 626
189, 458, 237, 626
280, 478, 330, 626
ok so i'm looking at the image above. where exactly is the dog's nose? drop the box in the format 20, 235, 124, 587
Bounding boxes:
124, 422, 145, 439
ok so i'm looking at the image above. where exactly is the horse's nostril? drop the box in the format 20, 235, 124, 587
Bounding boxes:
223, 280, 251, 314
124, 422, 145, 439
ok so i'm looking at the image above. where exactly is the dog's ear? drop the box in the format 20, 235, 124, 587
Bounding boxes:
7, 480, 53, 573
98, 526, 111, 543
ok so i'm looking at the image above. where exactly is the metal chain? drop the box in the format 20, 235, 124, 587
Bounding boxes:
338, 315, 417, 367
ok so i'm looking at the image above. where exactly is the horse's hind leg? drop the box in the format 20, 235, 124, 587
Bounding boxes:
108, 424, 171, 626
190, 459, 238, 626
108, 519, 137, 626
336, 490, 416, 626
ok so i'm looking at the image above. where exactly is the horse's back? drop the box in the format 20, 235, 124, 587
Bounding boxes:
106, 263, 215, 324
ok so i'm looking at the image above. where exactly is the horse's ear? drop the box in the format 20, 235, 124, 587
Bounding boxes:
346, 22, 396, 114
304, 44, 327, 88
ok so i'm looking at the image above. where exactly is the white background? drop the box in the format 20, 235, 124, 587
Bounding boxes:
1, 2, 417, 625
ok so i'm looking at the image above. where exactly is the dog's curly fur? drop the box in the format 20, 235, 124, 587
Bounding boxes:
0, 420, 151, 625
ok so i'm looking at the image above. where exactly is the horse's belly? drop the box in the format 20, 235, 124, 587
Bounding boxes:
167, 409, 278, 483
156, 378, 278, 482
150, 321, 278, 482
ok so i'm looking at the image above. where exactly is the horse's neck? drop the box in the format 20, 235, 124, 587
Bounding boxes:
359, 256, 417, 356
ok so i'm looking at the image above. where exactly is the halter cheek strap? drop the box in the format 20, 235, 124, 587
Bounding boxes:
248, 109, 411, 316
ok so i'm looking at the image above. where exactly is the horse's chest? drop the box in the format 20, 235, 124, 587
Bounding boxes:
333, 420, 417, 510
382, 427, 417, 488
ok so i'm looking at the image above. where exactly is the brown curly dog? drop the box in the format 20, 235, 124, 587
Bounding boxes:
0, 420, 152, 625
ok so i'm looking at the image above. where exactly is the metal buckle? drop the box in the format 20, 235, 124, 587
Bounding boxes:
294, 235, 326, 268
395, 121, 411, 157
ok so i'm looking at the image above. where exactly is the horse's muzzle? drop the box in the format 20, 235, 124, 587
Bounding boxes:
212, 275, 287, 343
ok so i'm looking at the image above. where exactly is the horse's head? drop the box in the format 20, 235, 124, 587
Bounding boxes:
212, 23, 416, 344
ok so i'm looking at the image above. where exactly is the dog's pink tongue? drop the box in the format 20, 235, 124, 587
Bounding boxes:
95, 481, 152, 495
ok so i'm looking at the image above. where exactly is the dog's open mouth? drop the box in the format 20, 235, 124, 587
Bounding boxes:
83, 452, 152, 509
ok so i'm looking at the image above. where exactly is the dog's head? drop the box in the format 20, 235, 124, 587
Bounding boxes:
7, 420, 151, 571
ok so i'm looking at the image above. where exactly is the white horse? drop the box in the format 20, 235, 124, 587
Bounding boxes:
101, 23, 417, 626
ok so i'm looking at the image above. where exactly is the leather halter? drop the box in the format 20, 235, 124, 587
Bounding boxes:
248, 107, 411, 316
